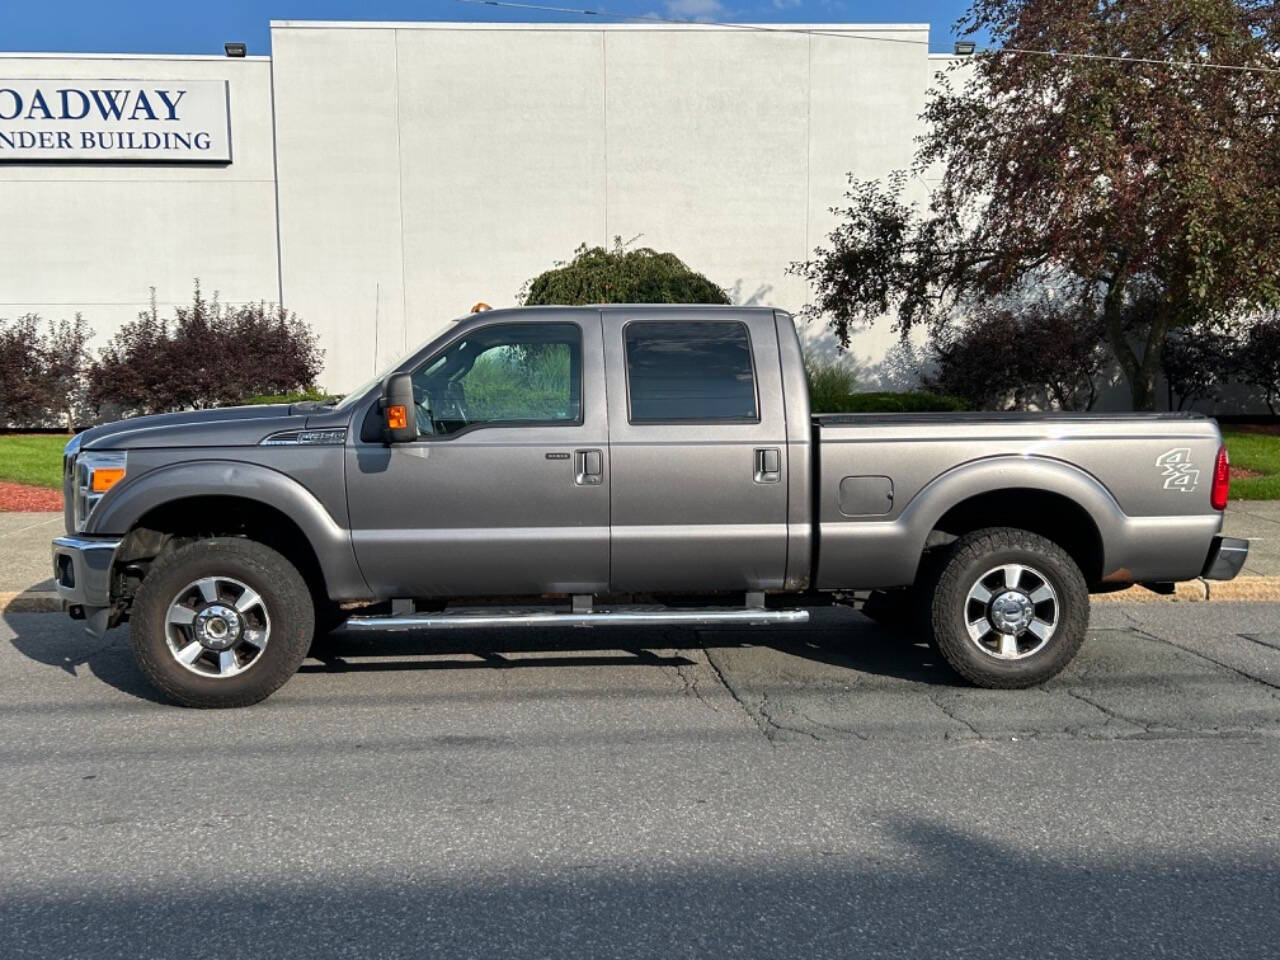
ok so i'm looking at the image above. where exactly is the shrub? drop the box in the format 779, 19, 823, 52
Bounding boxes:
928, 302, 1107, 411
222, 299, 323, 401
90, 284, 323, 416
0, 313, 94, 430
241, 390, 334, 406
88, 302, 177, 417
42, 313, 93, 431
521, 239, 730, 306
804, 355, 861, 412
1237, 314, 1280, 416
0, 316, 47, 426
928, 310, 1025, 410
822, 391, 969, 414
1160, 319, 1242, 411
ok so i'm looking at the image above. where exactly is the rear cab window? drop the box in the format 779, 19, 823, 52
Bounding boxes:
623, 321, 758, 423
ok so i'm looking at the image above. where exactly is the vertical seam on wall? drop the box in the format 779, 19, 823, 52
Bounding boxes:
393, 28, 409, 360
602, 30, 609, 246
803, 33, 813, 277
268, 54, 286, 311
801, 33, 814, 350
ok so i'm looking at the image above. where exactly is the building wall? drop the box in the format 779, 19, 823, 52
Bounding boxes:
0, 53, 279, 345
1, 26, 950, 393
271, 22, 939, 390
2, 29, 1264, 413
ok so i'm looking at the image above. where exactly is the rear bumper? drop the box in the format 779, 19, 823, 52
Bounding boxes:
1201, 536, 1249, 581
51, 535, 121, 626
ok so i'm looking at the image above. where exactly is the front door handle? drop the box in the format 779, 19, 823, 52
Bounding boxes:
575, 448, 603, 485
754, 447, 782, 483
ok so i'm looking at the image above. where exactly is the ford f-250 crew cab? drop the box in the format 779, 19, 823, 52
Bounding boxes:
53, 305, 1248, 707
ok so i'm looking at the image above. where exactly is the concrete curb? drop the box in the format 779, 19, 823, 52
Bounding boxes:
0, 591, 63, 613
1091, 576, 1280, 604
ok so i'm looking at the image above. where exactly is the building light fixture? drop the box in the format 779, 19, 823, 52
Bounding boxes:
224, 42, 247, 58
954, 41, 976, 56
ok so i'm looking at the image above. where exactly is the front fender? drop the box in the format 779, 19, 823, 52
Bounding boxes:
88, 460, 370, 599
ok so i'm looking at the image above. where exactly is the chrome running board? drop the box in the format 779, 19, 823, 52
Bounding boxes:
343, 605, 809, 632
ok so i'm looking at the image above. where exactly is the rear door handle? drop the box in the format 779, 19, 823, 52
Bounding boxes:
575, 448, 603, 485
754, 447, 781, 483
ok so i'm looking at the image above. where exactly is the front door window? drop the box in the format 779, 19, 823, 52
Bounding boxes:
411, 322, 582, 437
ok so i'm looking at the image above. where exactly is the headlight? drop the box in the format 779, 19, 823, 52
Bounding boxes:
74, 451, 127, 532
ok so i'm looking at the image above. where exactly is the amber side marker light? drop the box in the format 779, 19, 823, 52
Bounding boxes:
386, 405, 409, 431
90, 467, 126, 493
1211, 445, 1230, 511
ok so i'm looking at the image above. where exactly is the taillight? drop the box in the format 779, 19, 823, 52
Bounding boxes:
1211, 445, 1230, 510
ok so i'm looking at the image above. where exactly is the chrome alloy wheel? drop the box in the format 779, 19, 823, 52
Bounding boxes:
963, 564, 1059, 661
164, 576, 271, 678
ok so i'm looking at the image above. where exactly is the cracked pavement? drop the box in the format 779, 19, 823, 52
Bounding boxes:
695, 605, 1280, 743
3, 604, 1280, 958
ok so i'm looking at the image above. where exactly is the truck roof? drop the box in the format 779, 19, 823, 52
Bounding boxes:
451, 304, 782, 323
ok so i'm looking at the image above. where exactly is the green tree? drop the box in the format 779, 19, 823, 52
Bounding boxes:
521, 239, 730, 306
792, 0, 1280, 409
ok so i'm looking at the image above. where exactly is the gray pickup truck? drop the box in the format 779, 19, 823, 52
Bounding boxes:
53, 305, 1247, 707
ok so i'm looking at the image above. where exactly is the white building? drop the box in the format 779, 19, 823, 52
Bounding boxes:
0, 20, 951, 391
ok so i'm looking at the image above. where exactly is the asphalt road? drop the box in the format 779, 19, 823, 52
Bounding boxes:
2, 603, 1279, 959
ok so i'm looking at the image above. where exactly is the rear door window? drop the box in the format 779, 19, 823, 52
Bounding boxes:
623, 321, 758, 423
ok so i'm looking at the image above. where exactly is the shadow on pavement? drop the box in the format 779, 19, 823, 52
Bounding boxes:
2, 615, 171, 705
4, 607, 950, 704
3, 814, 1276, 959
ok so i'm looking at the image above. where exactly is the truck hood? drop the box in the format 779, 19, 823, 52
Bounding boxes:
76, 404, 312, 451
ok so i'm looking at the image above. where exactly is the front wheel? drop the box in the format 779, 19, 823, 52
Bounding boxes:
130, 538, 315, 708
927, 527, 1089, 689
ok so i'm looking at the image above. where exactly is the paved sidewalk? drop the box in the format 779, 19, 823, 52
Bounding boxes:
3, 503, 1279, 610
0, 511, 61, 608
1221, 500, 1280, 576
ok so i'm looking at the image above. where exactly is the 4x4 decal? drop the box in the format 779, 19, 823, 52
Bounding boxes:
1155, 448, 1200, 493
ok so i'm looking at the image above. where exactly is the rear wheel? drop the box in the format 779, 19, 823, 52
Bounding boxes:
927, 527, 1088, 688
130, 538, 314, 707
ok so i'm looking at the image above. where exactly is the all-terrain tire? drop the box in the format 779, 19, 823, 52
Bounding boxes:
130, 538, 314, 708
928, 527, 1089, 689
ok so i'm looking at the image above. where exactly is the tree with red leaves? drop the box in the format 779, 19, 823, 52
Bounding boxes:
0, 316, 46, 426
43, 313, 93, 432
0, 313, 92, 429
90, 283, 323, 416
794, 0, 1280, 409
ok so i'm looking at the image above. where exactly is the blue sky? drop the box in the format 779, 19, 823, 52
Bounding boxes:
4, 1, 975, 56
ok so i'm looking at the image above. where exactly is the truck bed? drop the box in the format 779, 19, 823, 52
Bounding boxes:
813, 411, 1208, 426
810, 410, 1223, 590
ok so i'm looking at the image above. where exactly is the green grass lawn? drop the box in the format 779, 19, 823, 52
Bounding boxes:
0, 434, 68, 489
1223, 430, 1280, 501
0, 428, 1276, 500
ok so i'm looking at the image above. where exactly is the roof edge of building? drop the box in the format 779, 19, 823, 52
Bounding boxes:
268, 19, 930, 33
0, 51, 271, 62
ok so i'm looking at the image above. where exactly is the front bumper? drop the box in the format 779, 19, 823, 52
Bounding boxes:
1201, 536, 1249, 581
51, 535, 121, 634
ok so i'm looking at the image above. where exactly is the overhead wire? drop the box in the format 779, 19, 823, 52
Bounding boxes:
456, 0, 1280, 76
